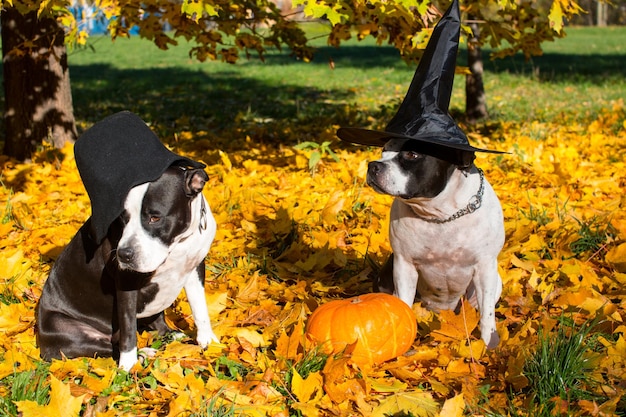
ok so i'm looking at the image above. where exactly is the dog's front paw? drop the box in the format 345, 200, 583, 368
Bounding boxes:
484, 329, 500, 349
118, 347, 139, 371
138, 347, 159, 364
196, 328, 219, 348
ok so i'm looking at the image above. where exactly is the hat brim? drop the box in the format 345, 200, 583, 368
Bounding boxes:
337, 127, 506, 154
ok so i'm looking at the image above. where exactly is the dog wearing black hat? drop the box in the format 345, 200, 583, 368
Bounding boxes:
36, 111, 219, 370
338, 0, 505, 348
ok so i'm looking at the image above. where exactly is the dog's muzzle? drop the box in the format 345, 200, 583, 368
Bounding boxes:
366, 161, 389, 194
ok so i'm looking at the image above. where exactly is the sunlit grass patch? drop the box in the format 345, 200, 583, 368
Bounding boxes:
0, 362, 50, 416
522, 317, 607, 415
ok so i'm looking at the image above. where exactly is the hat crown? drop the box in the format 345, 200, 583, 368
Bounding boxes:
74, 111, 204, 243
385, 0, 467, 144
336, 0, 505, 158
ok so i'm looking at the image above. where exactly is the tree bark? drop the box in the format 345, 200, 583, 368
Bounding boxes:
596, 1, 608, 26
1, 7, 77, 161
465, 18, 488, 123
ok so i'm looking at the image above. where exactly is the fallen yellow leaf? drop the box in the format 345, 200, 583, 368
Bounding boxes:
438, 393, 465, 417
15, 375, 85, 417
372, 391, 438, 417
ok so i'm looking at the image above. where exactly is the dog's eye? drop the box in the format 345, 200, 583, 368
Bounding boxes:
403, 151, 422, 160
149, 216, 161, 224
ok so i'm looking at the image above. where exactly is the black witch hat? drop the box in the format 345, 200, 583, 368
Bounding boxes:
74, 111, 205, 244
337, 0, 504, 162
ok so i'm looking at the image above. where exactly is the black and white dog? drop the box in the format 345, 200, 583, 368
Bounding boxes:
37, 166, 217, 370
337, 0, 505, 348
37, 112, 218, 370
368, 139, 504, 348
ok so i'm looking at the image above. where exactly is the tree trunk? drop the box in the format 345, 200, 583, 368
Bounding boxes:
1, 7, 77, 161
465, 18, 488, 123
596, 1, 608, 26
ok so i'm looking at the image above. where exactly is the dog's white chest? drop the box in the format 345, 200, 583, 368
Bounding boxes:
137, 233, 212, 317
136, 197, 216, 318
389, 176, 504, 309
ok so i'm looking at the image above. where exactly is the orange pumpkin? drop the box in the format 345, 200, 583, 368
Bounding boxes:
305, 293, 417, 366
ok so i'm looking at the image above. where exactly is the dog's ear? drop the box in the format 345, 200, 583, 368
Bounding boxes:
184, 169, 209, 196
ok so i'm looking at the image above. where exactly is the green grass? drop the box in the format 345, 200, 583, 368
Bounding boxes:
0, 362, 51, 416
479, 317, 608, 417
193, 398, 236, 417
0, 25, 624, 150
214, 355, 250, 381
569, 216, 615, 256
521, 317, 605, 415
58, 24, 626, 151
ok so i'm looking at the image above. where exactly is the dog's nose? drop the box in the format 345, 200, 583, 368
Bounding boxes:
117, 247, 134, 264
368, 161, 383, 175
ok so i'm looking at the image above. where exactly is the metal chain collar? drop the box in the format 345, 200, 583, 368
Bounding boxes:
414, 168, 485, 224
199, 197, 208, 231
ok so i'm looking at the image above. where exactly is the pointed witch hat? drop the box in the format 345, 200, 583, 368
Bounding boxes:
74, 111, 206, 244
337, 0, 504, 162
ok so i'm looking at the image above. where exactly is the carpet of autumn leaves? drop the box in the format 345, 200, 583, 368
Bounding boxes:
1, 99, 626, 416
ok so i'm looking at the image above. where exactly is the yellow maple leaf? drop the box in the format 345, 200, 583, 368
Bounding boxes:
163, 373, 208, 415
431, 301, 479, 343
321, 190, 346, 225
320, 356, 365, 404
15, 375, 85, 417
205, 290, 229, 317
0, 249, 31, 278
291, 369, 323, 403
234, 327, 270, 348
167, 390, 193, 417
152, 362, 187, 391
0, 346, 36, 380
606, 242, 626, 272
527, 269, 554, 300
601, 336, 626, 380
456, 339, 486, 361
218, 150, 232, 171
445, 358, 471, 375
236, 270, 264, 303
161, 340, 204, 360
275, 317, 306, 362
291, 401, 321, 417
81, 368, 116, 395
0, 302, 33, 336
368, 376, 408, 393
372, 391, 439, 417
438, 393, 465, 417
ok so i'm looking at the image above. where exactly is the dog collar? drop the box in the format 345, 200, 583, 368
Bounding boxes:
199, 197, 208, 231
415, 168, 485, 224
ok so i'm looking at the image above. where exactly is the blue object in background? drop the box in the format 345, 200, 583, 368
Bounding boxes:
70, 3, 140, 35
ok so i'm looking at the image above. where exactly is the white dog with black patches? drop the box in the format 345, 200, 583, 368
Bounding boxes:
369, 138, 504, 348
337, 0, 506, 348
